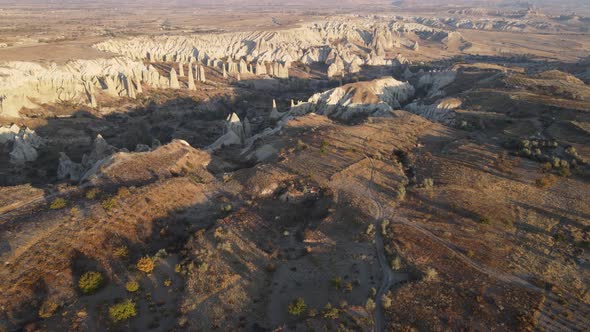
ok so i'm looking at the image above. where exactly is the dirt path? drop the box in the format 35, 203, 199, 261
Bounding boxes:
363, 153, 409, 332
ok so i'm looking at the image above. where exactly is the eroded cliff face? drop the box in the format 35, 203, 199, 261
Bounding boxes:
0, 16, 469, 119
289, 77, 416, 120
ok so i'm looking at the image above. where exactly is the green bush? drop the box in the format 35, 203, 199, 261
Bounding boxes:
125, 280, 139, 292
85, 188, 100, 200
109, 300, 137, 322
136, 257, 155, 273
50, 198, 67, 210
478, 216, 491, 225
38, 301, 59, 318
78, 271, 104, 294
322, 303, 339, 319
536, 174, 557, 188
102, 197, 117, 211
288, 297, 307, 316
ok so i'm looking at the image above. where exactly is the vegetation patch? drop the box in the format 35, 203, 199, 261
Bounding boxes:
288, 297, 307, 316
136, 256, 155, 273
109, 300, 137, 322
50, 198, 67, 210
78, 271, 104, 294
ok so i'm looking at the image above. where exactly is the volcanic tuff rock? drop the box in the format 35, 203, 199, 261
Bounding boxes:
0, 58, 153, 117
290, 77, 415, 120
417, 70, 458, 97
8, 127, 44, 165
0, 17, 469, 118
56, 134, 120, 182
405, 97, 461, 125
94, 18, 465, 80
0, 124, 44, 165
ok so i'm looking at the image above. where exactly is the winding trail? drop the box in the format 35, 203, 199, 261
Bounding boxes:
363, 150, 408, 332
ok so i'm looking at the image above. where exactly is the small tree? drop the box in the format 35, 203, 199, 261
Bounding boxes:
79, 271, 104, 294
125, 280, 139, 292
109, 300, 137, 322
136, 257, 155, 274
288, 297, 307, 316
50, 198, 67, 210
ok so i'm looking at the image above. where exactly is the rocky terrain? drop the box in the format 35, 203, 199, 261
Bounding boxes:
0, 2, 589, 332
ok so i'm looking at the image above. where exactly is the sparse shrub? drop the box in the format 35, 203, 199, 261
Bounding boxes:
197, 262, 209, 273
113, 245, 129, 259
70, 207, 80, 217
117, 187, 131, 198
164, 279, 172, 287
330, 276, 342, 290
558, 167, 571, 177
319, 140, 329, 154
109, 300, 137, 322
174, 264, 182, 273
218, 241, 232, 252
136, 257, 155, 274
288, 297, 307, 316
478, 216, 491, 225
542, 162, 552, 172
189, 174, 204, 184
381, 219, 390, 235
155, 248, 168, 259
50, 198, 67, 210
344, 282, 353, 292
125, 280, 139, 292
322, 303, 339, 319
520, 148, 532, 157
78, 271, 104, 294
424, 267, 438, 282
535, 174, 557, 189
553, 233, 567, 243
381, 292, 393, 309
297, 139, 308, 151
396, 185, 406, 200
366, 224, 375, 237
423, 178, 434, 189
390, 256, 402, 270
565, 146, 578, 157
85, 188, 100, 200
102, 197, 117, 211
365, 298, 376, 312
38, 301, 59, 318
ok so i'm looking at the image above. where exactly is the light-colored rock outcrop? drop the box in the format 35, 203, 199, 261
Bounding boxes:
4, 126, 44, 165
187, 64, 196, 90
405, 97, 461, 125
57, 152, 84, 181
269, 99, 285, 120
0, 58, 158, 117
55, 134, 119, 182
10, 136, 39, 165
207, 112, 252, 150
290, 77, 415, 120
169, 68, 180, 89
94, 17, 466, 83
195, 64, 206, 83
417, 70, 457, 98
